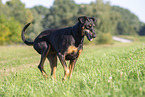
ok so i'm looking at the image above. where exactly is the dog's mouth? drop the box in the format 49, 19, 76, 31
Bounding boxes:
84, 30, 94, 41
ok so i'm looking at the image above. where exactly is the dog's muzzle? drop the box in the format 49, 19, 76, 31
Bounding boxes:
84, 29, 96, 41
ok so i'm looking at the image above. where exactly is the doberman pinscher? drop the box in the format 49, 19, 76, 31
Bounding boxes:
22, 16, 97, 80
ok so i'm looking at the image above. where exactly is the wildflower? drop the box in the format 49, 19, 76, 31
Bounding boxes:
139, 87, 142, 91
108, 80, 111, 83
108, 76, 112, 83
120, 72, 123, 77
109, 76, 112, 80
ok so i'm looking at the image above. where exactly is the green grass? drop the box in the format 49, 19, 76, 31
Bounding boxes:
0, 43, 145, 97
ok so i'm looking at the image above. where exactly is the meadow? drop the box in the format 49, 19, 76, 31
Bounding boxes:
0, 42, 145, 97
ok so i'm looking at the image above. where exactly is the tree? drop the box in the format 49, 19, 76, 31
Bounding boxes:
0, 15, 10, 45
5, 0, 33, 24
87, 0, 114, 34
42, 0, 78, 29
112, 6, 141, 35
25, 6, 50, 41
139, 24, 145, 35
0, 15, 21, 45
0, 0, 143, 45
0, 0, 32, 45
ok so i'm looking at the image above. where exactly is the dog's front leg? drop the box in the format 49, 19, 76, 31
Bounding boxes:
69, 59, 77, 78
57, 53, 69, 81
69, 50, 82, 78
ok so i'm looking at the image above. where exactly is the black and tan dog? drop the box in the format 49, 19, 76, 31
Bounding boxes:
22, 16, 97, 80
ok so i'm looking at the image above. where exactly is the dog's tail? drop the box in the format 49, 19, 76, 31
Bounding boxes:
21, 23, 34, 46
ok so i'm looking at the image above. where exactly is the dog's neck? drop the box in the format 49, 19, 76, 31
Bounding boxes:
72, 22, 84, 47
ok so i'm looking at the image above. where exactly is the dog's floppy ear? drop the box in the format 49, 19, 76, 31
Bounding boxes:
78, 16, 88, 24
89, 17, 97, 22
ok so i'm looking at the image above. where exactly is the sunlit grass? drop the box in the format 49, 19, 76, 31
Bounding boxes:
0, 43, 145, 96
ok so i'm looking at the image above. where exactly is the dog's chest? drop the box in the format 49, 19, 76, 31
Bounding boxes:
65, 45, 79, 60
67, 46, 78, 54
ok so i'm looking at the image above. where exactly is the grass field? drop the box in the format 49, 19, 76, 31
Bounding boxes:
0, 42, 145, 97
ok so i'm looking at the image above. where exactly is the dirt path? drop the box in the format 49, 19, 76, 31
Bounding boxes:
112, 36, 133, 43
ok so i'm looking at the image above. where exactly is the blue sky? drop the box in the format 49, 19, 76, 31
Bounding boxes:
2, 0, 145, 23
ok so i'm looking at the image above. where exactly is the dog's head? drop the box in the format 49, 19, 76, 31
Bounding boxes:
78, 16, 97, 41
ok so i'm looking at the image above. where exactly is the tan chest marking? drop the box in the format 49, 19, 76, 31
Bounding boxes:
78, 49, 82, 58
67, 46, 78, 54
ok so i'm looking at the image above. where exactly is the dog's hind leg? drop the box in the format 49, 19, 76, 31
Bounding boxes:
47, 54, 57, 79
38, 45, 50, 78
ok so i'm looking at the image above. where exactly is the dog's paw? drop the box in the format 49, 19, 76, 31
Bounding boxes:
65, 69, 70, 76
62, 69, 70, 81
42, 71, 48, 79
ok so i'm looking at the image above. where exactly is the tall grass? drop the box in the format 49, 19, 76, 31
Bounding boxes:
0, 43, 145, 97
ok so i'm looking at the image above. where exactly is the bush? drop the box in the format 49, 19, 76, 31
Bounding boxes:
96, 33, 112, 44
83, 36, 98, 45
0, 15, 22, 45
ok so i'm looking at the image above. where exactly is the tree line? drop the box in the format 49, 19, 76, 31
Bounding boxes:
0, 0, 144, 45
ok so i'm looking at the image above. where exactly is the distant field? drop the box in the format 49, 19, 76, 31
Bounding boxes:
0, 42, 145, 97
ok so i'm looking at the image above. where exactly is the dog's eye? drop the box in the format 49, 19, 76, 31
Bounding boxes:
89, 24, 92, 28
